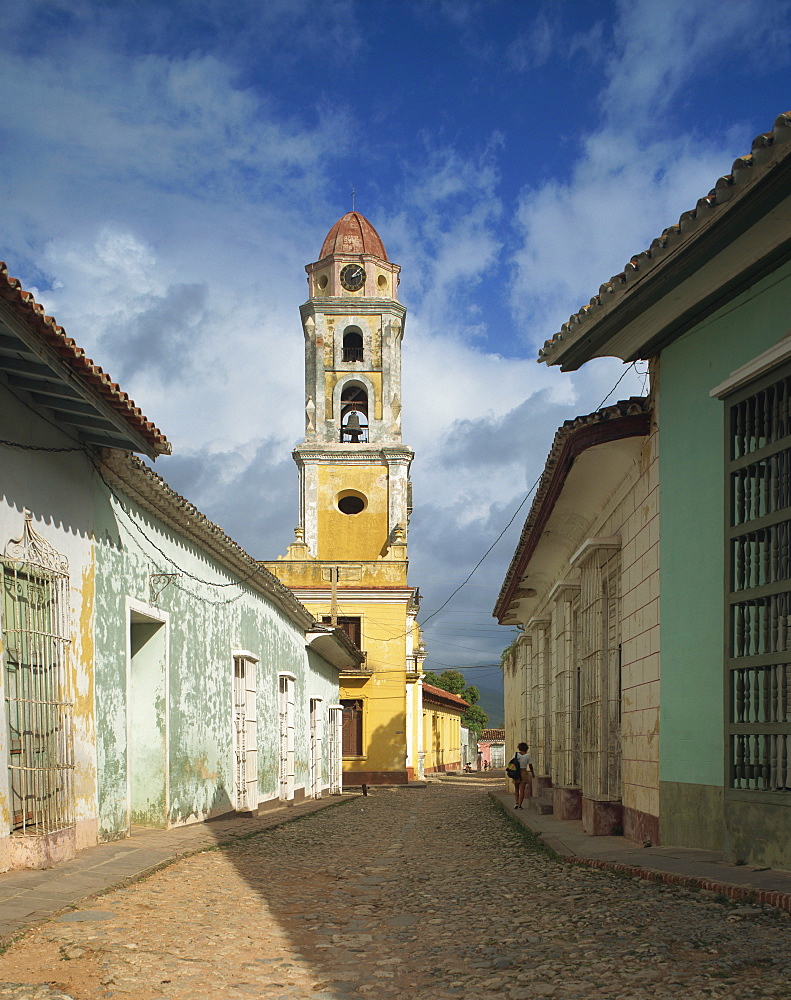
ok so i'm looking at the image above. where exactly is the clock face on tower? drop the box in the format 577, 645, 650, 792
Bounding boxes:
340, 263, 366, 291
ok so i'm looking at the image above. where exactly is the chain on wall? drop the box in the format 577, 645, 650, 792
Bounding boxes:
2, 512, 74, 836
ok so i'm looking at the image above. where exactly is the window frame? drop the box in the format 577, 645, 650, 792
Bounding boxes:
723, 359, 791, 800
2, 516, 74, 837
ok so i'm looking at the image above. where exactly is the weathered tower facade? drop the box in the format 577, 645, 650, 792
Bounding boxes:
265, 212, 425, 785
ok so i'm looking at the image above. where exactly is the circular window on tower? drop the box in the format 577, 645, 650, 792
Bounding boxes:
337, 490, 367, 515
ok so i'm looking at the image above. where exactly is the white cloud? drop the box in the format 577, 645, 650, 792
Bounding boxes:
506, 11, 556, 71
509, 0, 791, 350
510, 131, 742, 345
603, 0, 791, 123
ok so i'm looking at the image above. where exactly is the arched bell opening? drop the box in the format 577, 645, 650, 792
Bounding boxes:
340, 383, 369, 443
342, 327, 364, 363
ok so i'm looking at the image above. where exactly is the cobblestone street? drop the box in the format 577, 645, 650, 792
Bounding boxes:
1, 775, 790, 1000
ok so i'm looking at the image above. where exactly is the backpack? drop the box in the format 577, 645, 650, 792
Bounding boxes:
505, 756, 521, 780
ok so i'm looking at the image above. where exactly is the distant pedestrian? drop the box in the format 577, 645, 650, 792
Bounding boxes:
483, 760, 489, 771
509, 742, 535, 809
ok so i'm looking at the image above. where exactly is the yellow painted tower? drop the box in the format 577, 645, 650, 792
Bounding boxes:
264, 212, 426, 784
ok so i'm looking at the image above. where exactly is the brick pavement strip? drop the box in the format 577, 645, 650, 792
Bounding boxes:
0, 776, 790, 1000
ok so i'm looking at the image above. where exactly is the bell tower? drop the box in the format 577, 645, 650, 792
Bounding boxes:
294, 211, 413, 562
264, 211, 425, 787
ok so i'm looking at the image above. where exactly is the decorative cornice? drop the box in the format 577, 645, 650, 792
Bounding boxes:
300, 300, 407, 319
548, 579, 580, 603
710, 333, 791, 398
293, 445, 414, 465
570, 536, 622, 569
288, 588, 415, 603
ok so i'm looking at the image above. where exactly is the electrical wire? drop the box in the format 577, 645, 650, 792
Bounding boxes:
595, 360, 638, 409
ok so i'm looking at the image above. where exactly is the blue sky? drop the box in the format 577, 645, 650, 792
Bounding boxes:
1, 0, 790, 679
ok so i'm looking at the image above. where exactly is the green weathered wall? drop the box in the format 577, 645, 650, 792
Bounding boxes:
307, 649, 344, 787
659, 259, 791, 850
93, 475, 332, 841
659, 781, 723, 849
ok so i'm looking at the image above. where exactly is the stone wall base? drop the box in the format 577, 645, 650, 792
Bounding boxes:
582, 797, 623, 836
553, 786, 582, 820
342, 770, 409, 786
1, 824, 77, 872
532, 775, 553, 796
424, 763, 461, 774
623, 805, 660, 846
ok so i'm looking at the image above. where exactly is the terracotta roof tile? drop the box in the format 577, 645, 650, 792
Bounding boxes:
539, 111, 791, 366
422, 682, 470, 710
0, 262, 171, 456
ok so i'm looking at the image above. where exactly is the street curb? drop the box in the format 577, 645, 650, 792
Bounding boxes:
488, 791, 791, 916
565, 858, 791, 914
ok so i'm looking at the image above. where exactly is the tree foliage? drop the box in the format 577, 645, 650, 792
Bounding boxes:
462, 704, 488, 735
423, 669, 488, 736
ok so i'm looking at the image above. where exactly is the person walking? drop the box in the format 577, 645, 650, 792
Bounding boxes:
510, 742, 535, 809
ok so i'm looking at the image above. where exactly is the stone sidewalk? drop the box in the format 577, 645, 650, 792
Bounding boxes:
0, 795, 352, 946
486, 779, 791, 913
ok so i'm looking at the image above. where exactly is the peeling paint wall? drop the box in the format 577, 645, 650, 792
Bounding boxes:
93, 475, 339, 841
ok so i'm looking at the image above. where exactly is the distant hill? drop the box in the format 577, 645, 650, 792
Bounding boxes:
421, 665, 504, 728
456, 666, 504, 729
473, 683, 504, 728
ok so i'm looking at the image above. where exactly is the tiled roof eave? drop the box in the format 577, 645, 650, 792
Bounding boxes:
493, 399, 651, 620
422, 682, 470, 711
539, 111, 791, 369
0, 264, 170, 457
99, 450, 315, 630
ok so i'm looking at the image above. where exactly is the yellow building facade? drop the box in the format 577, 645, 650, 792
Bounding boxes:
264, 212, 426, 784
421, 684, 469, 775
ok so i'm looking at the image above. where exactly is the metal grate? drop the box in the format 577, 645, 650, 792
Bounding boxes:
579, 550, 621, 802
552, 588, 581, 788
727, 366, 791, 793
3, 513, 74, 836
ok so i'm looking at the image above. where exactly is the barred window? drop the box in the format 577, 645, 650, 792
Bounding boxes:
2, 513, 74, 835
726, 367, 791, 792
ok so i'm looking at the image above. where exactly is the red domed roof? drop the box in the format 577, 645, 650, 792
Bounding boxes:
319, 211, 388, 261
